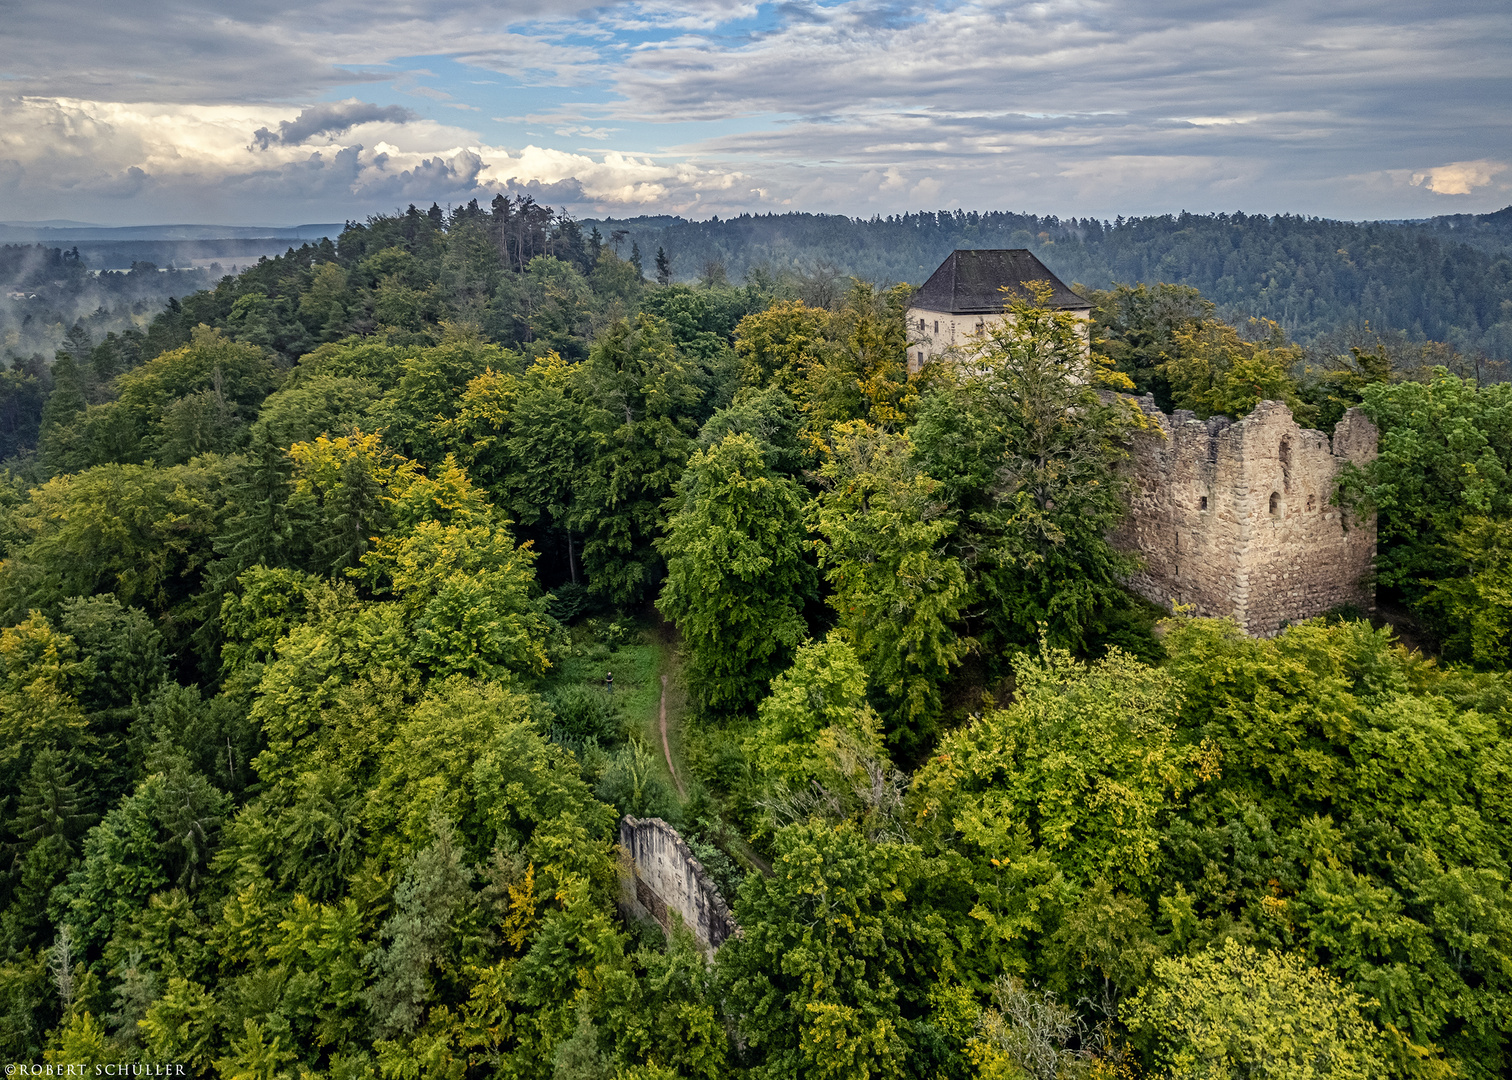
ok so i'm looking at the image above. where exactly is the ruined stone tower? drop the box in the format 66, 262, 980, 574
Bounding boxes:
1114, 398, 1378, 637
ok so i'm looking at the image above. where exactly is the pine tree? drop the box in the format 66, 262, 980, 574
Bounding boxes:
655, 246, 673, 285
211, 429, 303, 576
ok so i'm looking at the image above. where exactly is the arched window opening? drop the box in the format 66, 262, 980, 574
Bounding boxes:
1269, 491, 1281, 517
1199, 496, 1209, 511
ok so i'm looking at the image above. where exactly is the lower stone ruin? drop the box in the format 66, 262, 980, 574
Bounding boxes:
619, 816, 738, 956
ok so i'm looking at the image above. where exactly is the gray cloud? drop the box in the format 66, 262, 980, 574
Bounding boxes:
0, 0, 1508, 223
0, 0, 602, 103
252, 101, 419, 149
593, 0, 1512, 217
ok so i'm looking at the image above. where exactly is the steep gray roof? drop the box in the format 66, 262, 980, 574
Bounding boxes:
912, 249, 1091, 314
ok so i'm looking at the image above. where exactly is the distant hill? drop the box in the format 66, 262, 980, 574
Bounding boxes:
5, 208, 1511, 361
0, 222, 343, 242
0, 222, 346, 272
587, 207, 1512, 358
1406, 205, 1512, 256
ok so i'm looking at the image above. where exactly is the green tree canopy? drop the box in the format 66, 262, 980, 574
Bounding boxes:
657, 432, 814, 711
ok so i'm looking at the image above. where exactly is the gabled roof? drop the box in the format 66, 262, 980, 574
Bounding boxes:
912, 249, 1091, 314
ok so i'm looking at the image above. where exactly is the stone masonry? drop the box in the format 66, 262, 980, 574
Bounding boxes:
619, 816, 737, 956
1113, 397, 1378, 637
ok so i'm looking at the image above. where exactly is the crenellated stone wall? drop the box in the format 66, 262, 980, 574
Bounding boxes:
1113, 397, 1377, 637
619, 816, 737, 956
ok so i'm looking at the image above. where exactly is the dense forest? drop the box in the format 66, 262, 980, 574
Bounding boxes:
595, 207, 1512, 361
2, 195, 1511, 1079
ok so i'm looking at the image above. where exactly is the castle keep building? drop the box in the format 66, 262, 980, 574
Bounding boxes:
1113, 399, 1377, 636
906, 248, 1091, 373
911, 249, 1379, 636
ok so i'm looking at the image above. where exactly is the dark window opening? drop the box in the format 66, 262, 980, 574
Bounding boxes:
1306, 494, 1316, 511
1199, 496, 1209, 511
1269, 492, 1281, 517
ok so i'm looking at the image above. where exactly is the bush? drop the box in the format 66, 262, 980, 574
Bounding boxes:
596, 742, 681, 822
547, 684, 622, 747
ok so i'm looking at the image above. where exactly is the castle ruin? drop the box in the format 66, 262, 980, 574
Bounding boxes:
1114, 397, 1378, 636
907, 248, 1382, 636
619, 816, 738, 956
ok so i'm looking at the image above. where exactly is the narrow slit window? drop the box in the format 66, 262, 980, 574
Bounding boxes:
1269, 492, 1281, 517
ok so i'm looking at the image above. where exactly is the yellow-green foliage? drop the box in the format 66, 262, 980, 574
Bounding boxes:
1123, 939, 1383, 1079
1162, 317, 1309, 421
747, 631, 884, 798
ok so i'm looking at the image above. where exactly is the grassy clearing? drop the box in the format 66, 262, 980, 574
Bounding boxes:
542, 618, 687, 798
543, 618, 769, 888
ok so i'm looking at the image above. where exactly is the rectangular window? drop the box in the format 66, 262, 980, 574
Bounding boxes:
934, 321, 939, 334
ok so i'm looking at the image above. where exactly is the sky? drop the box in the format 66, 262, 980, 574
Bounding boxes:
2, 0, 1509, 226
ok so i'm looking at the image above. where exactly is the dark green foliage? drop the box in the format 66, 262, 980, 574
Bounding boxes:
697, 387, 806, 477
548, 684, 623, 747
1344, 370, 1512, 646
657, 433, 815, 712
1, 750, 95, 953
572, 315, 702, 606
58, 596, 168, 723
1087, 281, 1213, 408
597, 742, 682, 822
364, 820, 474, 1039
910, 290, 1140, 661
50, 764, 228, 962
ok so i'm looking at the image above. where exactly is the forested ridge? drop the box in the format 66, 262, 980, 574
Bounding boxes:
2, 196, 1512, 1079
593, 206, 1512, 361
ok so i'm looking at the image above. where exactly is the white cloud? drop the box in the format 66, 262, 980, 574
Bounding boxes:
0, 95, 743, 222
1411, 160, 1509, 196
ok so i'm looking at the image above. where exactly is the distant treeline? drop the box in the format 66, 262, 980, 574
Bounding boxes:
0, 244, 218, 366
591, 207, 1512, 359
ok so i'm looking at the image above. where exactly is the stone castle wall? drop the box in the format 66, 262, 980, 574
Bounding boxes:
1114, 397, 1377, 637
619, 816, 737, 955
